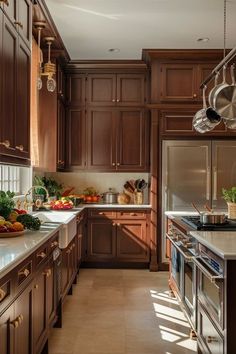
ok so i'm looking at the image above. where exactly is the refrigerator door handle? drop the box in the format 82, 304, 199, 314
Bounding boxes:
213, 166, 217, 201
206, 167, 210, 201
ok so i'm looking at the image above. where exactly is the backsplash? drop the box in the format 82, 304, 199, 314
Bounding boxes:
47, 172, 150, 203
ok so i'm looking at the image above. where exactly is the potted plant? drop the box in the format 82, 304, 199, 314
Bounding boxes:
42, 177, 63, 200
222, 187, 236, 219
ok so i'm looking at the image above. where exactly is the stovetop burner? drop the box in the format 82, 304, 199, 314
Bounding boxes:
181, 215, 236, 231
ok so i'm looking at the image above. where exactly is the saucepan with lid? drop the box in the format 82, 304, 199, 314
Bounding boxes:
191, 203, 227, 224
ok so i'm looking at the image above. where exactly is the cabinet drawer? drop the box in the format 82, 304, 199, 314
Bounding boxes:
17, 260, 32, 287
35, 245, 48, 268
88, 209, 116, 219
48, 233, 59, 254
0, 273, 13, 312
117, 211, 147, 219
198, 302, 224, 354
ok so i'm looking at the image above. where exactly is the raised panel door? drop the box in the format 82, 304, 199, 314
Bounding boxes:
18, 0, 32, 48
66, 74, 85, 105
67, 108, 86, 169
116, 74, 146, 105
116, 220, 148, 261
14, 284, 33, 354
1, 15, 17, 156
197, 63, 218, 98
160, 64, 196, 101
116, 109, 149, 171
87, 220, 116, 260
87, 108, 116, 170
15, 38, 30, 159
87, 74, 116, 106
0, 305, 14, 354
57, 100, 66, 170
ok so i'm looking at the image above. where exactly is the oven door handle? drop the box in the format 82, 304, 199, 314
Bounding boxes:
193, 257, 224, 284
166, 234, 193, 262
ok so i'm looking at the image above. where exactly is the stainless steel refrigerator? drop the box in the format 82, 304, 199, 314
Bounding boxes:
162, 140, 236, 262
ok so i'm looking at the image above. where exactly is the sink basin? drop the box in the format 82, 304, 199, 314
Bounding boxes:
33, 211, 77, 249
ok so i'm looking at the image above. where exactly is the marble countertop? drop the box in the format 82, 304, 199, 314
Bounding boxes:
190, 230, 236, 260
0, 223, 61, 279
77, 203, 151, 210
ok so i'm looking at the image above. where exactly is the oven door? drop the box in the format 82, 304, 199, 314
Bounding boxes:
170, 243, 182, 293
182, 257, 196, 329
194, 257, 224, 329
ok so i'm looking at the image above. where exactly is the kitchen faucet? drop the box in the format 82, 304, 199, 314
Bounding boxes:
24, 185, 50, 210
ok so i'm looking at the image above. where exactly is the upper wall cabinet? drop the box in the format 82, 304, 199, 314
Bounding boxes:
66, 74, 86, 106
1, 0, 32, 48
0, 9, 31, 163
159, 63, 217, 102
87, 73, 146, 106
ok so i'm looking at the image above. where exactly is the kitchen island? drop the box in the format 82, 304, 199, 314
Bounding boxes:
166, 213, 236, 354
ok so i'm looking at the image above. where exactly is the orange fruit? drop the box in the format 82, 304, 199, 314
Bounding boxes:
12, 222, 24, 231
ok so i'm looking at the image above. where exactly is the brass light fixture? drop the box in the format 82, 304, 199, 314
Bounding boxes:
34, 22, 56, 92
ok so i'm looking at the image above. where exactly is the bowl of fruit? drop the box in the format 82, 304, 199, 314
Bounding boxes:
50, 197, 74, 210
0, 209, 41, 237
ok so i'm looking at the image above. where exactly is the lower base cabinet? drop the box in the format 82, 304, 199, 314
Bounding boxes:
0, 306, 14, 354
61, 238, 77, 299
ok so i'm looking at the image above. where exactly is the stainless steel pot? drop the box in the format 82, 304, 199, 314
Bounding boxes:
216, 64, 236, 121
102, 188, 118, 204
200, 212, 227, 224
213, 65, 229, 109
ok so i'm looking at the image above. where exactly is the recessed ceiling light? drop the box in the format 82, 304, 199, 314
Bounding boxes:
108, 48, 120, 53
197, 37, 210, 43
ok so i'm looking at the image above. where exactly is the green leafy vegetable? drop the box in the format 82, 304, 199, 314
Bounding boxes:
17, 214, 41, 231
222, 187, 236, 203
0, 191, 15, 219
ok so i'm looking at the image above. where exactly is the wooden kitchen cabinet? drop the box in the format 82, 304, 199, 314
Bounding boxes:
86, 108, 149, 171
67, 107, 86, 170
0, 305, 14, 354
61, 238, 77, 299
87, 73, 146, 106
66, 74, 86, 106
159, 62, 218, 102
0, 8, 31, 164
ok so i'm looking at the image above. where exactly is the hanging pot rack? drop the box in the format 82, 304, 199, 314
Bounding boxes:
200, 46, 236, 89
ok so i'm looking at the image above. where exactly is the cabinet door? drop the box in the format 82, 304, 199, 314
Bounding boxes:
87, 108, 116, 170
33, 270, 47, 354
116, 109, 149, 171
0, 305, 14, 354
57, 64, 65, 101
87, 74, 116, 106
15, 38, 30, 159
87, 220, 116, 260
116, 220, 149, 261
46, 259, 56, 326
1, 15, 17, 156
17, 0, 32, 48
57, 100, 66, 170
14, 284, 33, 354
67, 108, 86, 169
66, 74, 85, 105
160, 64, 196, 101
116, 74, 146, 106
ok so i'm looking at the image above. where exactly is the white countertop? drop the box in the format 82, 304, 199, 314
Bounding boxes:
77, 204, 151, 209
165, 211, 200, 217
190, 231, 236, 260
0, 223, 61, 278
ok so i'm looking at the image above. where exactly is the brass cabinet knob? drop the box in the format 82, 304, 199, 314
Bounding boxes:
99, 212, 104, 215
18, 314, 24, 324
193, 93, 197, 98
117, 223, 120, 226
116, 99, 120, 102
112, 99, 116, 102
10, 319, 19, 328
0, 288, 6, 301
112, 223, 116, 226
51, 241, 58, 248
19, 268, 30, 277
207, 336, 218, 343
43, 269, 52, 278
14, 21, 23, 29
0, 140, 10, 148
72, 243, 75, 248
34, 284, 39, 290
15, 145, 24, 151
37, 251, 46, 259
117, 162, 120, 166
112, 162, 116, 166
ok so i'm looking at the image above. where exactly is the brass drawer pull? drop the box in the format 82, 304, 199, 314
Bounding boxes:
37, 251, 46, 259
43, 269, 52, 278
206, 336, 218, 343
34, 284, 39, 290
10, 319, 19, 328
19, 268, 30, 277
15, 144, 24, 151
130, 213, 136, 216
51, 240, 58, 248
17, 314, 24, 324
193, 93, 197, 98
14, 21, 23, 29
0, 140, 10, 148
99, 212, 104, 215
0, 288, 6, 301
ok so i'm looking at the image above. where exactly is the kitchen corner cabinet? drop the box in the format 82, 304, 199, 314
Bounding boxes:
0, 6, 31, 164
159, 63, 217, 102
86, 209, 150, 266
87, 73, 146, 106
87, 108, 149, 171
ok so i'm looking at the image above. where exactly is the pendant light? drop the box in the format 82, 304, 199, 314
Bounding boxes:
34, 21, 46, 90
43, 37, 57, 92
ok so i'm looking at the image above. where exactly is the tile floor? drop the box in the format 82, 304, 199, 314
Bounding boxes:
49, 269, 197, 354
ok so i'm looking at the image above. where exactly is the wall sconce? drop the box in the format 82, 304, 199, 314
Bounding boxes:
34, 22, 57, 92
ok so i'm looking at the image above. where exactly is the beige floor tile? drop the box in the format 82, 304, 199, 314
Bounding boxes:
49, 269, 196, 354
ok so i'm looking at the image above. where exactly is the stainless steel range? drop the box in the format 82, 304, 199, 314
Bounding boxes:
181, 215, 236, 231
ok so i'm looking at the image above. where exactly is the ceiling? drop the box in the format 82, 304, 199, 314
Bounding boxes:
45, 0, 236, 60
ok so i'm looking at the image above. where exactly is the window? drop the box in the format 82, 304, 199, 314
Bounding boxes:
0, 165, 32, 196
